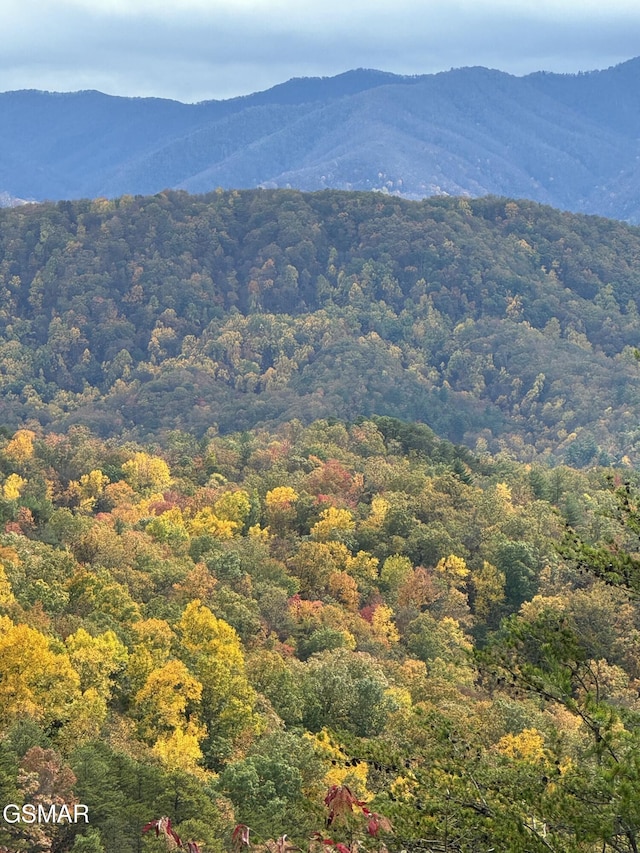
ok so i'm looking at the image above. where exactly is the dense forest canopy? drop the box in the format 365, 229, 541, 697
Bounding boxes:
2, 414, 640, 852
1, 189, 640, 465
4, 188, 640, 851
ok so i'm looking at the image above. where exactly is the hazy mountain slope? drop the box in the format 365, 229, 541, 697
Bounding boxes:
175, 68, 629, 204
2, 61, 640, 219
526, 57, 640, 139
0, 70, 403, 199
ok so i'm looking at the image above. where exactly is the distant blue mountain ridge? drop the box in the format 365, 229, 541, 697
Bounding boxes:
2, 60, 640, 221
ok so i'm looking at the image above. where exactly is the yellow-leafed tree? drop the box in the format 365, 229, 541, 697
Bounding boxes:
0, 617, 81, 729
2, 473, 26, 501
265, 486, 298, 534
5, 429, 36, 461
122, 451, 171, 492
136, 658, 203, 740
177, 600, 258, 764
311, 507, 355, 542
65, 627, 128, 698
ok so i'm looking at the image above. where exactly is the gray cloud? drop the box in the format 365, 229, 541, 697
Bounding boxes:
1, 1, 640, 101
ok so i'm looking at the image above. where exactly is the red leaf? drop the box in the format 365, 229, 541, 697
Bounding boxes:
366, 813, 393, 837
232, 824, 252, 849
324, 785, 366, 826
142, 817, 182, 847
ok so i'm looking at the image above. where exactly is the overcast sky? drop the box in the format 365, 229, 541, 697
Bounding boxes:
3, 0, 640, 102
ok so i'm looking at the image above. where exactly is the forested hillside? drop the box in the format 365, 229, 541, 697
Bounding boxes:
1, 189, 640, 465
2, 59, 640, 220
4, 186, 640, 852
2, 415, 640, 852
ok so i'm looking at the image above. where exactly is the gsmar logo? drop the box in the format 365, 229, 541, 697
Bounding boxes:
2, 804, 89, 824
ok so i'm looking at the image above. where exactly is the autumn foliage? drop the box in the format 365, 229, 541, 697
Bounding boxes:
0, 417, 639, 852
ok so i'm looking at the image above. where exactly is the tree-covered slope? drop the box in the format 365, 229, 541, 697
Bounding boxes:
1, 415, 640, 852
2, 189, 640, 464
3, 60, 640, 220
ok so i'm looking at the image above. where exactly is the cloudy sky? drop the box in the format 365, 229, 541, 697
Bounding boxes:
3, 0, 640, 102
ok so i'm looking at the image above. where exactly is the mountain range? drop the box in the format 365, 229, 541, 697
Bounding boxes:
2, 59, 640, 220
